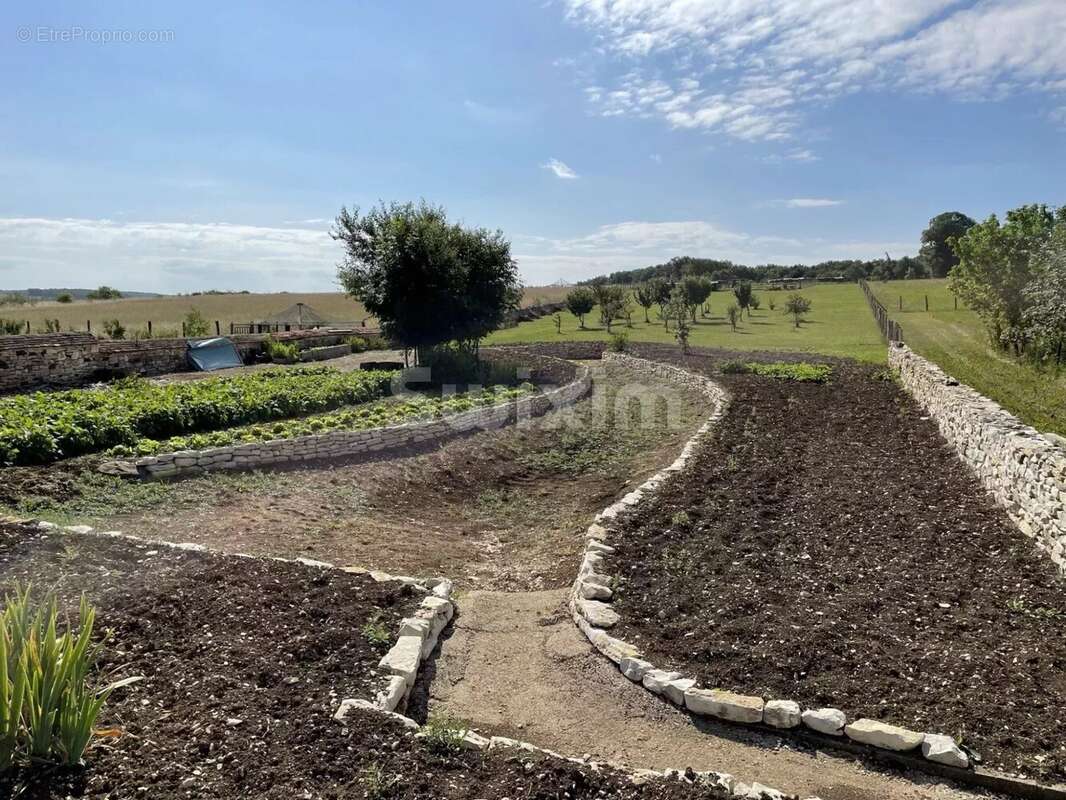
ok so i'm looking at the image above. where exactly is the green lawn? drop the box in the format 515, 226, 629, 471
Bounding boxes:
488, 283, 887, 363
870, 278, 1066, 436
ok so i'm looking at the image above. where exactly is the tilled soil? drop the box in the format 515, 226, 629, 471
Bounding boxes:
603, 347, 1066, 784
0, 523, 733, 800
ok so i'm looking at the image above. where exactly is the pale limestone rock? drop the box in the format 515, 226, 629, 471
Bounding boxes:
763, 699, 802, 729
578, 598, 620, 628
619, 656, 652, 682
374, 675, 406, 711
921, 733, 970, 768
378, 635, 423, 688
684, 688, 764, 724
844, 718, 923, 751
642, 669, 682, 697
801, 707, 846, 736
663, 677, 696, 706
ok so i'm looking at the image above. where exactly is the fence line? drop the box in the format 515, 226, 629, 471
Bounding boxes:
859, 279, 904, 343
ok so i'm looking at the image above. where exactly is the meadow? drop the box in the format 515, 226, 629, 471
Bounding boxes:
2, 286, 572, 336
488, 283, 888, 363
869, 278, 1066, 436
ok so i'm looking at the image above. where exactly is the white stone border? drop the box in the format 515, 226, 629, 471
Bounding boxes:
29, 519, 453, 720
572, 352, 971, 772
120, 362, 592, 479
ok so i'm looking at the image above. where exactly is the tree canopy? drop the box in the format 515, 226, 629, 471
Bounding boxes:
920, 212, 976, 277
333, 201, 521, 352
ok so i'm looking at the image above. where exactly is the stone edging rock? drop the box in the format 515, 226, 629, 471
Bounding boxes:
119, 360, 592, 480
28, 519, 454, 720
571, 352, 972, 773
889, 343, 1066, 572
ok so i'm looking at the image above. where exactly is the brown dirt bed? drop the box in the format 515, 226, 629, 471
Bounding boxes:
0, 522, 732, 800
604, 345, 1066, 785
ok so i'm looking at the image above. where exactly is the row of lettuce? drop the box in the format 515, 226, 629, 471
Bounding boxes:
107, 385, 536, 457
0, 367, 395, 466
0, 366, 537, 465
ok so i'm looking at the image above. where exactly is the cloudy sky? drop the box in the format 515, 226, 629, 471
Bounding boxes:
2, 0, 1065, 292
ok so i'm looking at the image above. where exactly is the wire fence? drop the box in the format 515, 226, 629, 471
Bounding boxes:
859, 279, 903, 343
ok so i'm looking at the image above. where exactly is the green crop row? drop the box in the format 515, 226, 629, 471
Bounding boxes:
0, 367, 394, 466
107, 384, 537, 457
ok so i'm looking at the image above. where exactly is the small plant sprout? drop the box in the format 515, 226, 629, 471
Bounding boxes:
553, 313, 562, 334
360, 762, 400, 799
421, 711, 468, 754
670, 510, 691, 526
361, 618, 391, 648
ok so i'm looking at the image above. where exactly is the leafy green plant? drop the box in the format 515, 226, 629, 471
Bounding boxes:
719, 360, 749, 375
360, 619, 391, 648
420, 711, 466, 754
0, 320, 23, 335
0, 584, 140, 768
745, 362, 832, 383
263, 336, 300, 362
112, 384, 536, 457
670, 510, 690, 526
346, 335, 370, 353
102, 319, 125, 340
360, 762, 400, 799
183, 309, 211, 338
608, 330, 628, 352
0, 367, 394, 465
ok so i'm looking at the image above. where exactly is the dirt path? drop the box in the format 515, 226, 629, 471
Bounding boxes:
430, 589, 994, 800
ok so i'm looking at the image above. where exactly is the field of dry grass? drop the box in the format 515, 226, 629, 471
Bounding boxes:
3, 286, 570, 336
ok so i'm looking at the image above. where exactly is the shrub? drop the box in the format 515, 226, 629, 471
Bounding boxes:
0, 584, 140, 768
346, 335, 370, 353
565, 287, 596, 329
55, 293, 73, 304
0, 294, 28, 307
726, 304, 740, 331
745, 362, 832, 383
102, 319, 125, 340
719, 360, 749, 374
784, 294, 811, 327
183, 309, 210, 338
86, 286, 122, 301
0, 320, 23, 335
608, 331, 628, 352
264, 336, 300, 362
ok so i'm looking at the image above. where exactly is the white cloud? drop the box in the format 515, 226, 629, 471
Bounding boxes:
0, 217, 340, 293
785, 198, 843, 208
541, 158, 580, 179
562, 0, 1066, 140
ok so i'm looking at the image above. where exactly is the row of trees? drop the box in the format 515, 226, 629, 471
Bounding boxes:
950, 204, 1066, 364
564, 279, 811, 333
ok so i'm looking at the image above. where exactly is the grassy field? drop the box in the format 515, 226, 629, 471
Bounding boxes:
0, 286, 572, 337
488, 283, 887, 363
869, 278, 1066, 436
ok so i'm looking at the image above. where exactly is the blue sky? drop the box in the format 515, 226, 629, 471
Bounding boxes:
2, 0, 1064, 292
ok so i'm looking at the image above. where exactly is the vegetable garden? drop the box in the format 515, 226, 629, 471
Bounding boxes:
0, 367, 394, 465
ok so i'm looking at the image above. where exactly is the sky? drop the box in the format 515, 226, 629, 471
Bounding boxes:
1, 0, 1065, 293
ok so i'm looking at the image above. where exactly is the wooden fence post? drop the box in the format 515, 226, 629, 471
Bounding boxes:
87, 320, 91, 333
899, 296, 902, 311
148, 320, 153, 337
925, 295, 929, 312
215, 320, 221, 336
181, 322, 186, 337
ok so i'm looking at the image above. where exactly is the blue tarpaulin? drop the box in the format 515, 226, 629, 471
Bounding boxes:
186, 337, 243, 371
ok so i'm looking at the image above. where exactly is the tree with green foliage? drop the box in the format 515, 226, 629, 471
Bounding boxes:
632, 282, 657, 323
649, 278, 672, 327
784, 294, 811, 328
565, 287, 596, 329
920, 211, 976, 278
87, 286, 122, 300
1022, 223, 1066, 365
726, 304, 740, 332
56, 293, 73, 304
184, 308, 210, 337
333, 201, 521, 361
950, 204, 1066, 353
734, 281, 754, 318
592, 283, 628, 332
680, 276, 711, 322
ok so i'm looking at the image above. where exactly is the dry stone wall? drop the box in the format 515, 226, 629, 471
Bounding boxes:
128, 362, 592, 479
889, 343, 1066, 571
0, 330, 357, 393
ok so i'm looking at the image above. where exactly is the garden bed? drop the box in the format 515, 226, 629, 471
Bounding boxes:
602, 347, 1066, 784
0, 522, 736, 799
